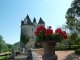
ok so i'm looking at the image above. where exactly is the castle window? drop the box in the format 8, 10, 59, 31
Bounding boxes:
32, 28, 33, 31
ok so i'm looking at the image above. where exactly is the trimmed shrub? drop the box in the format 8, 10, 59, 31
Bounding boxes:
55, 45, 80, 50
75, 49, 80, 54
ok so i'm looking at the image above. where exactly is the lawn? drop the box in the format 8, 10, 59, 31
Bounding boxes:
0, 56, 9, 60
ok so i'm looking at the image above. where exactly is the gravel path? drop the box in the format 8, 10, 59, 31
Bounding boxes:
35, 49, 80, 60
55, 50, 80, 60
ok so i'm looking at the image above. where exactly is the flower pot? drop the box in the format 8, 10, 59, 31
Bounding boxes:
41, 41, 58, 60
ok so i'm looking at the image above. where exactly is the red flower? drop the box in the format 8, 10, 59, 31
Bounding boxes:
60, 31, 67, 37
63, 31, 66, 34
34, 25, 46, 36
55, 28, 62, 34
36, 26, 46, 32
55, 28, 68, 39
63, 35, 68, 39
34, 26, 68, 42
61, 31, 68, 39
34, 31, 38, 36
44, 27, 53, 36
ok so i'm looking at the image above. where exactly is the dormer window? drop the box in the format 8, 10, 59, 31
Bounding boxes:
24, 18, 27, 24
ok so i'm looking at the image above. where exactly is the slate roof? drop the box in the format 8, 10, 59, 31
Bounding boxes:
38, 17, 45, 24
33, 17, 36, 23
21, 15, 45, 26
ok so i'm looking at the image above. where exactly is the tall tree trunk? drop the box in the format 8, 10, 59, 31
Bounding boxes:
68, 41, 71, 49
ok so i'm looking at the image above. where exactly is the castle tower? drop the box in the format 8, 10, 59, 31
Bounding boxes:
20, 15, 34, 49
20, 15, 45, 49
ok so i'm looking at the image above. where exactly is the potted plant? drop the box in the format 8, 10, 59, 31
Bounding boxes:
34, 26, 68, 60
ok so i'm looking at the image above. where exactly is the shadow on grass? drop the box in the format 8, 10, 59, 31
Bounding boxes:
64, 53, 80, 60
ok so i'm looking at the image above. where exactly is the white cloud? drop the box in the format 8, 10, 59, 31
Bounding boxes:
37, 0, 49, 6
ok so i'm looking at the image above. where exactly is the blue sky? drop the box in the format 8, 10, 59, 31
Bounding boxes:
0, 0, 73, 44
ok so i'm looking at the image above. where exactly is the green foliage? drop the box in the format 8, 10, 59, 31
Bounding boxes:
65, 0, 80, 33
52, 33, 63, 42
0, 56, 9, 60
55, 45, 80, 50
36, 30, 45, 42
55, 46, 67, 50
12, 41, 20, 51
67, 32, 80, 45
35, 26, 68, 43
0, 35, 9, 53
75, 49, 80, 54
1, 45, 8, 53
0, 35, 3, 53
68, 32, 78, 44
69, 32, 78, 40
74, 37, 80, 45
7, 44, 12, 48
21, 33, 30, 45
0, 35, 13, 53
36, 32, 63, 42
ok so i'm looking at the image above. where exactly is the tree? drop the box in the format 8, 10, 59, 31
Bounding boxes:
7, 44, 12, 48
75, 37, 80, 45
21, 33, 30, 45
68, 32, 78, 44
1, 43, 8, 52
60, 24, 78, 48
65, 0, 80, 34
0, 35, 3, 53
12, 42, 20, 51
0, 35, 10, 53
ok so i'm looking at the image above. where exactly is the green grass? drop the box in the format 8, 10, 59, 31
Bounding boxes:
0, 56, 9, 60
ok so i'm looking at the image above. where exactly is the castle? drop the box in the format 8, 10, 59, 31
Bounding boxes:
20, 15, 45, 49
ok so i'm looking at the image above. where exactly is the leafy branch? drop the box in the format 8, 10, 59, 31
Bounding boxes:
21, 33, 31, 45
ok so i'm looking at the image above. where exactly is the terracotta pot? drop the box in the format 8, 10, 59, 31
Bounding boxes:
41, 41, 58, 60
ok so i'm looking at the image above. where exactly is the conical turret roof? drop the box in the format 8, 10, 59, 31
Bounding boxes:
38, 17, 45, 24
33, 17, 36, 23
26, 14, 33, 25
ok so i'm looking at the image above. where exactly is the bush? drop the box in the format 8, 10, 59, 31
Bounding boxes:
55, 45, 80, 50
0, 56, 9, 60
55, 46, 67, 50
75, 49, 80, 54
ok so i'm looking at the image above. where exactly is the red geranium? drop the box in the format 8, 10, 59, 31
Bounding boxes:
34, 25, 68, 42
55, 28, 68, 39
44, 26, 53, 36
55, 28, 62, 34
63, 35, 68, 39
34, 26, 46, 36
